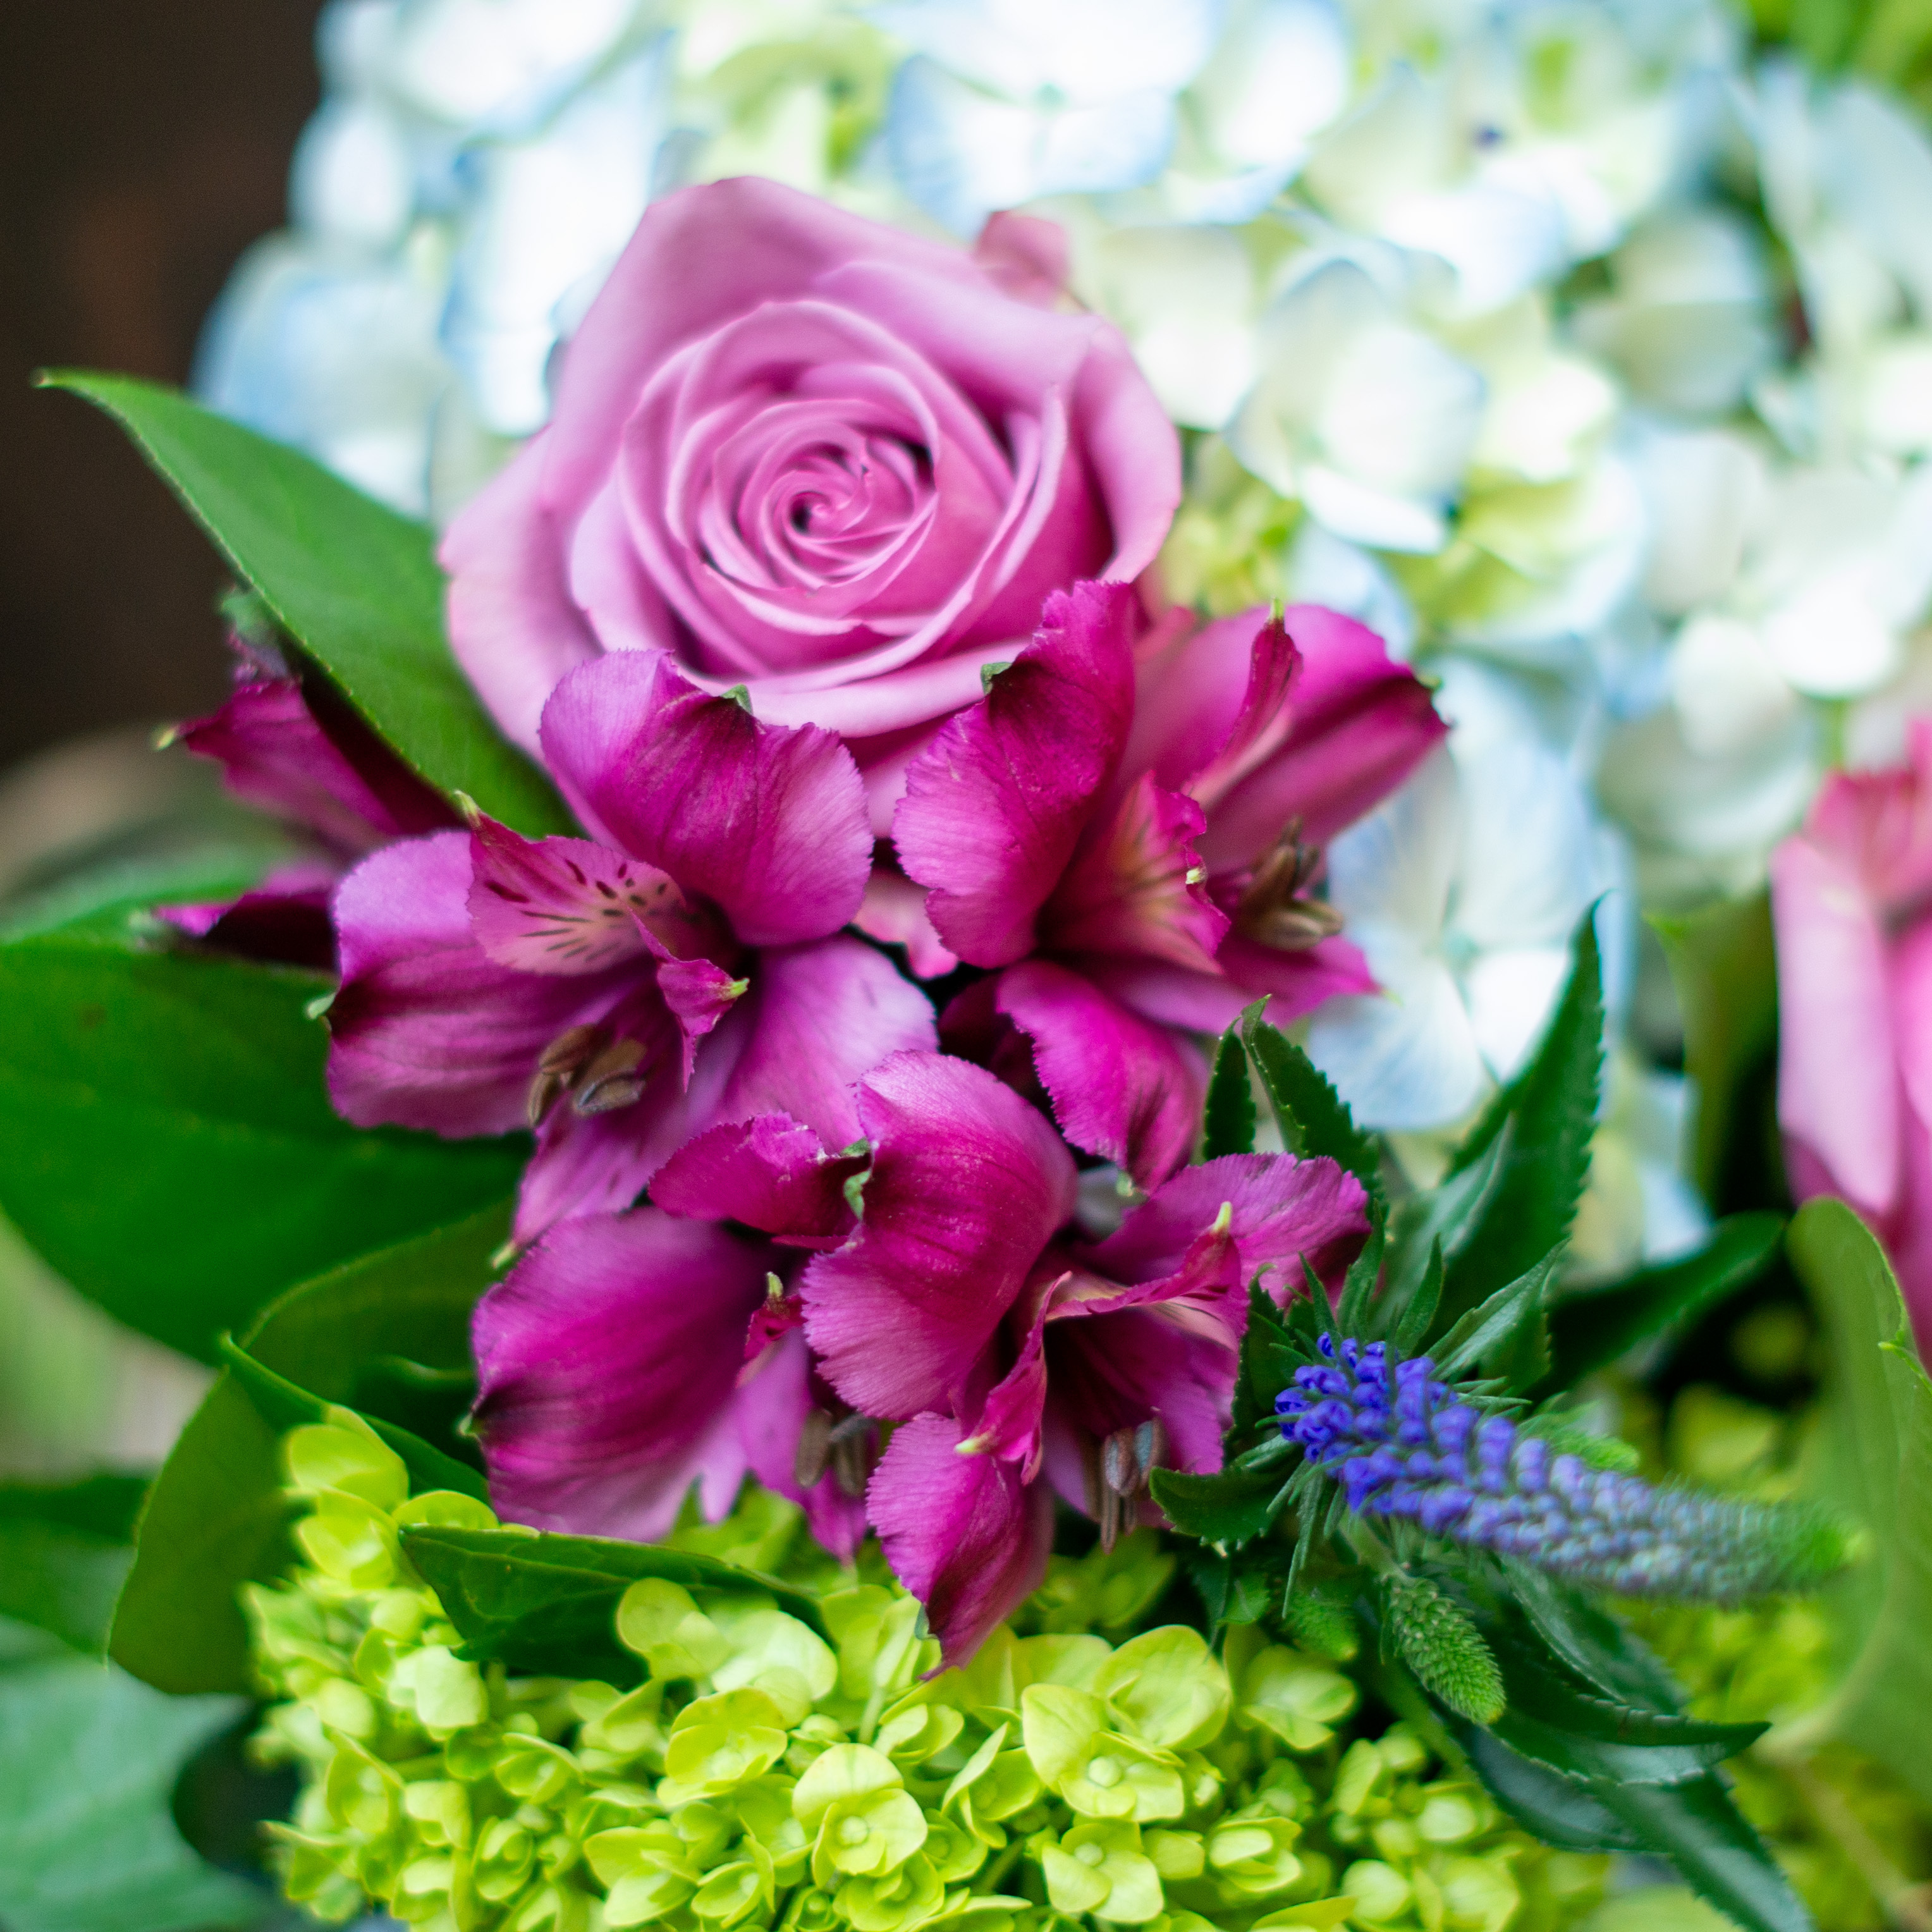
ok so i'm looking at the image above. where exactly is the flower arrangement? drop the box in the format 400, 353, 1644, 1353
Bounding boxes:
4, 4, 1932, 1931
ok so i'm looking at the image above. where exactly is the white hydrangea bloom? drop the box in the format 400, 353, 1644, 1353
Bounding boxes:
1304, 664, 1629, 1132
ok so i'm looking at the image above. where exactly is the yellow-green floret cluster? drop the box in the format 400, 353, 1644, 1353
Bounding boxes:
245, 1410, 1599, 1932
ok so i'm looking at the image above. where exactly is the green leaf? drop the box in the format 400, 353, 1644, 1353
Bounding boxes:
1543, 1213, 1784, 1391
1148, 1463, 1286, 1547
1502, 1564, 1684, 1714
1230, 1280, 1300, 1440
0, 926, 525, 1360
1453, 1720, 1644, 1851
41, 371, 570, 836
1242, 1016, 1383, 1208
216, 1336, 489, 1502
1457, 1718, 1809, 1932
111, 1204, 508, 1695
0, 1630, 264, 1931
1202, 1017, 1259, 1160
1431, 1251, 1560, 1386
1588, 1777, 1812, 1932
1649, 894, 1778, 1202
1777, 1198, 1932, 1804
401, 1525, 825, 1678
0, 1477, 146, 1655
1378, 1127, 1510, 1340
1437, 912, 1603, 1330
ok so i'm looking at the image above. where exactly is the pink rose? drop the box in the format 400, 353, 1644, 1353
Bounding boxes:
443, 180, 1180, 826
1771, 718, 1932, 1345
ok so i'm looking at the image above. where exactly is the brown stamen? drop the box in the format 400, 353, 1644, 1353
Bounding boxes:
1235, 819, 1345, 951
795, 1408, 834, 1489
1097, 1419, 1166, 1553
525, 1023, 609, 1128
573, 1036, 649, 1115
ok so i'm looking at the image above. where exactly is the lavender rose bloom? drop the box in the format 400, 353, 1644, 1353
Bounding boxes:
443, 178, 1180, 824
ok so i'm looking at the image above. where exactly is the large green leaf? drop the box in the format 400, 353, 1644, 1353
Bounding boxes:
0, 1477, 145, 1654
403, 1525, 826, 1680
1434, 914, 1603, 1330
1543, 1213, 1784, 1391
1776, 1199, 1932, 1804
0, 925, 524, 1359
0, 1624, 264, 1932
111, 1205, 509, 1696
42, 371, 570, 836
1650, 894, 1778, 1202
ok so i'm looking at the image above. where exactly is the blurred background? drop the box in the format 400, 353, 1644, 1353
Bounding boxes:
0, 1, 324, 1475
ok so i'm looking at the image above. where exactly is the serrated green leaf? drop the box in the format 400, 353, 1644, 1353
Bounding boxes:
1777, 1198, 1932, 1804
111, 1205, 508, 1696
41, 371, 570, 836
0, 1632, 264, 1931
1503, 1564, 1685, 1713
1379, 1125, 1511, 1340
1589, 1776, 1812, 1932
0, 927, 524, 1360
0, 1477, 146, 1656
401, 1525, 824, 1679
1431, 1251, 1560, 1385
1148, 1463, 1287, 1546
1453, 1719, 1645, 1850
1242, 1015, 1383, 1208
1435, 913, 1603, 1331
1232, 1280, 1299, 1440
1649, 893, 1777, 1202
1202, 1017, 1259, 1159
1544, 1213, 1785, 1391
217, 1336, 488, 1502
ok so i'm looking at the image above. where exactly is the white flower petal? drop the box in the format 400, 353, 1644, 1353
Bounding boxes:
1462, 946, 1572, 1084
1305, 958, 1486, 1134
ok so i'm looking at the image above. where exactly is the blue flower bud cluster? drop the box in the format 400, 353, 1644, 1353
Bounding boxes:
1276, 1335, 1840, 1601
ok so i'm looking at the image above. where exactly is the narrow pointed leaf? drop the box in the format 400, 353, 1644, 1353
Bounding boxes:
1242, 1015, 1383, 1208
1545, 1213, 1784, 1390
1437, 912, 1603, 1330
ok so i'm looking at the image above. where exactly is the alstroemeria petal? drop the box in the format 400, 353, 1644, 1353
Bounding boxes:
895, 580, 1137, 967
869, 1412, 1055, 1668
985, 960, 1205, 1191
803, 1051, 1079, 1419
1045, 771, 1228, 972
1200, 604, 1446, 867
653, 1113, 864, 1249
856, 865, 959, 979
1085, 1152, 1368, 1304
329, 833, 632, 1136
1044, 1304, 1237, 1479
472, 1208, 767, 1541
704, 936, 939, 1152
541, 652, 873, 946
656, 955, 749, 1082
1123, 606, 1300, 814
739, 1328, 870, 1562
176, 672, 453, 852
467, 814, 681, 975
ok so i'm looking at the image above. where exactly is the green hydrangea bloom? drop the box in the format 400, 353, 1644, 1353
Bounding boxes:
247, 1424, 1606, 1932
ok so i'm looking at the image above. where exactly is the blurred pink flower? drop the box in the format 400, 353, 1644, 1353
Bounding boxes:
1771, 718, 1932, 1345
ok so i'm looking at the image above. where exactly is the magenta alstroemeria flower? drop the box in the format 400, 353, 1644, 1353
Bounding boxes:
326, 651, 936, 1240
659, 1051, 1369, 1661
893, 582, 1445, 1189
470, 1204, 869, 1556
160, 635, 457, 967
1772, 718, 1932, 1348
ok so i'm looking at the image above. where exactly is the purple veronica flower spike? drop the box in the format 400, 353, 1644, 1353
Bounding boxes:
1278, 1335, 1843, 1601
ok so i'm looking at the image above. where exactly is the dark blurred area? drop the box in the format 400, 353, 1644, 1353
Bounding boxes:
0, 0, 325, 770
